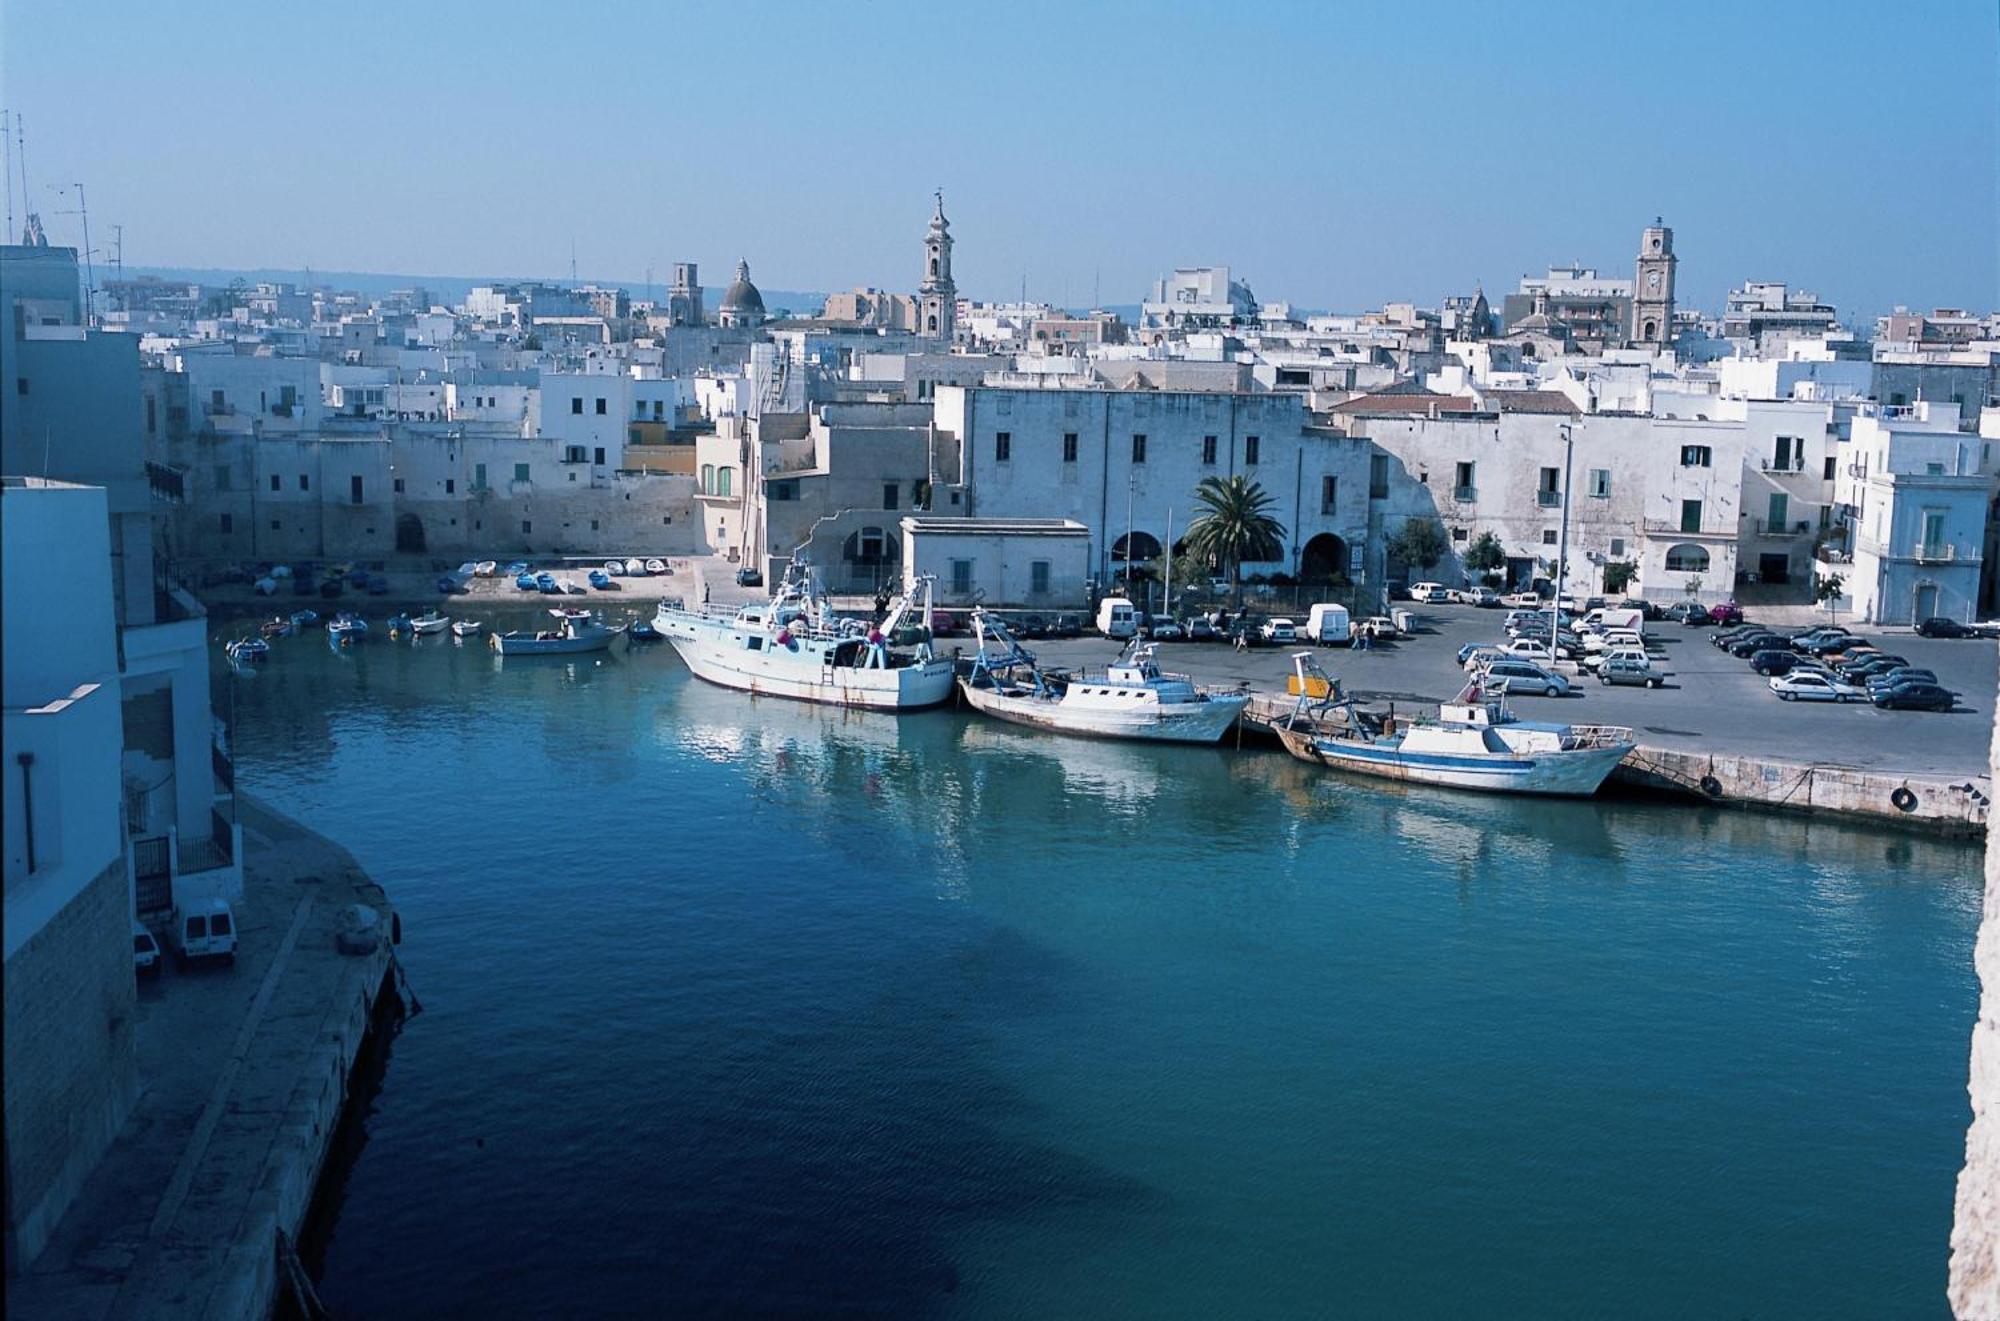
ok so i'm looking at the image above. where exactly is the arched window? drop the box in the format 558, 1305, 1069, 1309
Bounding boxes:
1664, 543, 1709, 573
717, 467, 732, 497
927, 314, 938, 332
930, 256, 939, 277
700, 463, 715, 495
1643, 320, 1658, 340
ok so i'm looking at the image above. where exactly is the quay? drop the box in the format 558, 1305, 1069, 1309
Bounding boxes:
8, 795, 402, 1321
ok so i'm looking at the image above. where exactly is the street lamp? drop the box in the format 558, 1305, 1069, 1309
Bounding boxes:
1549, 422, 1574, 650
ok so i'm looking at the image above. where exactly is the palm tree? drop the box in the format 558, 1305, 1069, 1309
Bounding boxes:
1181, 474, 1287, 607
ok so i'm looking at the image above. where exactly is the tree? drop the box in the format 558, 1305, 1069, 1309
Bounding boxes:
1388, 518, 1448, 575
1181, 474, 1287, 607
1463, 531, 1506, 577
1815, 572, 1845, 624
1602, 559, 1638, 595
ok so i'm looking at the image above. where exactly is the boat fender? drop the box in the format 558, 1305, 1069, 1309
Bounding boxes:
1891, 785, 1918, 813
1698, 774, 1722, 797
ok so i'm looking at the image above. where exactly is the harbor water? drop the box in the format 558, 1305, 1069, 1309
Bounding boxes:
227, 620, 1983, 1318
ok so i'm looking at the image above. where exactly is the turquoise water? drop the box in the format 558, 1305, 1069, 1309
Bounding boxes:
226, 621, 1983, 1318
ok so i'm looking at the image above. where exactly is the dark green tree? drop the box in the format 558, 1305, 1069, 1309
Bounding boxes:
1182, 474, 1287, 606
1388, 517, 1448, 574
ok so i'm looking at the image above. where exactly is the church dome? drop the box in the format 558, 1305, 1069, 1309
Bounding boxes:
718, 259, 765, 324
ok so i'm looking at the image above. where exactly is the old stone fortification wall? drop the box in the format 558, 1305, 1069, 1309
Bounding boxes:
1951, 679, 2000, 1316
2, 856, 138, 1273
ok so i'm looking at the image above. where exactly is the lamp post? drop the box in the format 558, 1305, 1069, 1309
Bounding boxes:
1549, 422, 1574, 652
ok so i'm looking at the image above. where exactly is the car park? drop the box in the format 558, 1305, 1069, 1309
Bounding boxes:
1598, 656, 1665, 688
1476, 660, 1570, 697
1918, 617, 1979, 639
1768, 670, 1866, 702
1871, 682, 1959, 711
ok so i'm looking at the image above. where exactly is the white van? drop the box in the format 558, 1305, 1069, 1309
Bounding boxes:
1095, 597, 1139, 640
171, 899, 238, 968
1306, 603, 1352, 646
1581, 606, 1645, 637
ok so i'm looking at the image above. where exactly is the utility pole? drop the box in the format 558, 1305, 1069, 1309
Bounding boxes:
111, 223, 124, 281
74, 183, 96, 324
2, 109, 12, 242
1550, 422, 1574, 651
1124, 471, 1135, 598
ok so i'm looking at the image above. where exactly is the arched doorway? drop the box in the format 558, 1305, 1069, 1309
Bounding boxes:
395, 513, 426, 553
1111, 531, 1162, 563
1299, 533, 1349, 583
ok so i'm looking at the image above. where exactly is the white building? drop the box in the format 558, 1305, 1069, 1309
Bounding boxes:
1140, 267, 1257, 334
899, 517, 1092, 606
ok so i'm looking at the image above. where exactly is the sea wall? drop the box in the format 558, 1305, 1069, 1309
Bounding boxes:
1951, 677, 2000, 1317
1614, 746, 1991, 837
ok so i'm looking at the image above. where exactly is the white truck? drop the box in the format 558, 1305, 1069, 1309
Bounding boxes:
1095, 597, 1139, 639
1305, 603, 1352, 646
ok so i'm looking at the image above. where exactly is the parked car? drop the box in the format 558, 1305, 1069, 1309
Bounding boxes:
1459, 642, 1507, 668
1710, 624, 1767, 647
1150, 617, 1186, 642
1476, 659, 1570, 697
1708, 600, 1745, 625
1583, 628, 1644, 655
1809, 634, 1875, 657
1624, 599, 1661, 621
1580, 645, 1650, 674
1356, 615, 1400, 640
1463, 586, 1502, 608
1227, 623, 1271, 648
1750, 649, 1816, 676
1871, 682, 1960, 711
1768, 670, 1866, 702
170, 900, 238, 968
1500, 591, 1544, 609
1017, 614, 1049, 639
1185, 616, 1219, 643
1724, 632, 1788, 658
1835, 653, 1911, 680
1662, 601, 1710, 625
735, 567, 763, 588
1599, 656, 1665, 688
926, 610, 961, 636
1261, 617, 1298, 643
1500, 639, 1564, 666
1917, 617, 1979, 639
133, 922, 161, 979
1048, 614, 1084, 639
1408, 582, 1451, 604
1788, 626, 1851, 652
1866, 667, 1938, 692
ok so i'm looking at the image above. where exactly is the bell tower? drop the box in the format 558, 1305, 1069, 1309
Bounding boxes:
1632, 219, 1675, 347
919, 190, 956, 343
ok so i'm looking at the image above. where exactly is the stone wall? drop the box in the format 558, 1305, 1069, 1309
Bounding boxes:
1951, 675, 2000, 1316
2, 856, 138, 1273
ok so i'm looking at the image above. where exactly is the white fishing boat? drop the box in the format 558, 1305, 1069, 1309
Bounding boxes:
603, 559, 626, 576
225, 637, 272, 663
326, 613, 369, 646
624, 558, 649, 576
452, 619, 483, 637
653, 558, 954, 710
476, 560, 499, 577
645, 558, 668, 575
958, 613, 1249, 743
1273, 653, 1634, 796
410, 611, 450, 635
490, 608, 623, 655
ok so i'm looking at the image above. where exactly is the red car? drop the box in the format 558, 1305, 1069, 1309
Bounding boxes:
927, 610, 962, 636
1708, 600, 1745, 625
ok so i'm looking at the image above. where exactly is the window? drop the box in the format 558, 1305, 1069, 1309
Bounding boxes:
883, 482, 898, 510
1369, 454, 1389, 499
214, 465, 231, 491
299, 474, 309, 491
995, 431, 1011, 462
1680, 499, 1703, 533
1132, 434, 1147, 463
1610, 538, 1625, 556
1890, 392, 1907, 407
859, 526, 885, 561
1538, 466, 1560, 506
1766, 492, 1788, 529
1824, 456, 1837, 481
1774, 436, 1800, 470
700, 464, 715, 493
594, 447, 606, 465
269, 474, 280, 492
219, 513, 233, 533
514, 463, 531, 483
146, 396, 157, 433
1321, 475, 1338, 514
571, 397, 583, 414
769, 480, 798, 501
565, 445, 587, 463
1063, 432, 1078, 463
269, 519, 280, 532
1588, 468, 1611, 498
211, 389, 225, 411
394, 478, 405, 494
1245, 435, 1260, 465
595, 397, 607, 415
951, 559, 973, 594
474, 463, 487, 490
1451, 526, 1468, 542
445, 478, 456, 494
1031, 560, 1051, 594
522, 520, 532, 534
717, 468, 732, 496
1680, 445, 1712, 468
1542, 529, 1558, 545
1664, 543, 1710, 572
350, 476, 364, 504
1453, 461, 1475, 501
1202, 435, 1218, 465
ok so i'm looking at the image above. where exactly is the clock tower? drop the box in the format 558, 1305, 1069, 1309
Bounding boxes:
1632, 219, 1675, 348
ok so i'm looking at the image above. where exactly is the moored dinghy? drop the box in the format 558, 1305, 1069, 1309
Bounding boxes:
958, 613, 1249, 743
410, 611, 450, 635
1272, 652, 1634, 796
490, 608, 623, 655
452, 619, 483, 637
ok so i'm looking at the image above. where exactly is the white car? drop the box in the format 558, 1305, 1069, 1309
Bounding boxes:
1356, 615, 1399, 640
1261, 618, 1298, 643
1501, 592, 1544, 609
1460, 644, 1510, 672
1501, 639, 1564, 665
1408, 582, 1450, 604
1583, 628, 1644, 654
1768, 671, 1866, 703
1581, 645, 1650, 674
1461, 586, 1502, 607
133, 922, 161, 979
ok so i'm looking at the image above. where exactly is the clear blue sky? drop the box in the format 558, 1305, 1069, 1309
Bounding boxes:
3, 0, 1994, 318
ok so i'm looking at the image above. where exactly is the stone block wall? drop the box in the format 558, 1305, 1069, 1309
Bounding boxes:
2, 856, 138, 1273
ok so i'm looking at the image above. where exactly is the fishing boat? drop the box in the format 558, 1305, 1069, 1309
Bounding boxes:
258, 616, 294, 639
490, 608, 623, 655
326, 613, 369, 646
536, 572, 561, 594
623, 558, 649, 577
476, 560, 499, 577
452, 619, 483, 638
645, 558, 668, 575
627, 618, 662, 643
1272, 653, 1634, 796
603, 559, 626, 576
290, 609, 320, 629
455, 561, 480, 578
225, 637, 272, 663
958, 613, 1249, 743
516, 572, 540, 591
410, 611, 450, 635
653, 557, 954, 710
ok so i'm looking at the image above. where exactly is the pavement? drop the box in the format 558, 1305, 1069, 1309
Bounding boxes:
9, 797, 396, 1321
1006, 604, 1998, 780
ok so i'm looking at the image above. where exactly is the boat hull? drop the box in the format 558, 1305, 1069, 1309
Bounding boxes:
959, 681, 1248, 743
662, 627, 953, 710
490, 631, 617, 655
1275, 723, 1630, 796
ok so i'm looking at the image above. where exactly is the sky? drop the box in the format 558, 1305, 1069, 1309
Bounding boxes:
2, 0, 1995, 320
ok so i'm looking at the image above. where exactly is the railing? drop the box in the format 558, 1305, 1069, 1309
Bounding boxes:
1642, 518, 1726, 537
1536, 490, 1561, 507
1749, 518, 1813, 537
1916, 543, 1960, 564
1759, 457, 1806, 472
132, 835, 171, 882
146, 460, 187, 503
1452, 485, 1477, 503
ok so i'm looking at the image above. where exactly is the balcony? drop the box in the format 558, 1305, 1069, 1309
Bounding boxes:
1749, 518, 1813, 537
146, 461, 188, 503
1815, 543, 1853, 565
1642, 518, 1735, 540
1452, 485, 1477, 503
1916, 543, 1961, 564
1759, 457, 1806, 472
1535, 490, 1561, 507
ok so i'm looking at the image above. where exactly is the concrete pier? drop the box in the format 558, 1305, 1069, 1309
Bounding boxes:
8, 795, 400, 1321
